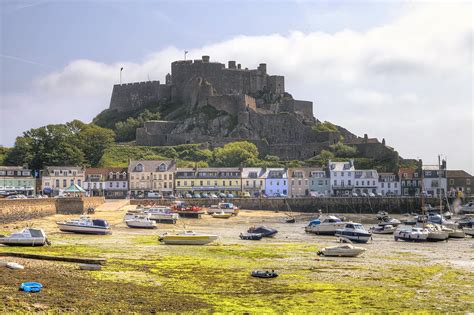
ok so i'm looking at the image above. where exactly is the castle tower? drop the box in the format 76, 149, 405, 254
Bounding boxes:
165, 73, 171, 85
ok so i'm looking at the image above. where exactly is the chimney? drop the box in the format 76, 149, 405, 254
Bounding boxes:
202, 55, 210, 63
228, 61, 236, 69
237, 64, 241, 69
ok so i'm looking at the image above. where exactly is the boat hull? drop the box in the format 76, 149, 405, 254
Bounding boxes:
394, 230, 429, 242
320, 248, 366, 257
0, 238, 46, 246
125, 221, 156, 229
426, 231, 449, 242
57, 223, 111, 235
305, 223, 346, 235
335, 231, 371, 243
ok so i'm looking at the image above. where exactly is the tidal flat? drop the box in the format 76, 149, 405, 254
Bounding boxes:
0, 201, 473, 313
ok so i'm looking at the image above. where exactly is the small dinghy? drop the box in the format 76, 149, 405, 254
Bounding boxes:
247, 226, 278, 237
0, 228, 49, 246
125, 215, 157, 229
369, 224, 396, 234
335, 223, 372, 243
19, 282, 42, 293
285, 217, 296, 223
211, 211, 233, 219
57, 216, 111, 235
159, 231, 218, 245
239, 232, 263, 240
251, 270, 278, 278
317, 244, 366, 257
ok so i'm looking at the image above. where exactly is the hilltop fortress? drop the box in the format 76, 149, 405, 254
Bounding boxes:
108, 55, 397, 163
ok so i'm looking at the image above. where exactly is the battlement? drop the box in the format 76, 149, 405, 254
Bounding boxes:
109, 80, 171, 112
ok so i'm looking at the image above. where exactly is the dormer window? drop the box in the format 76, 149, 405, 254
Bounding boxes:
158, 163, 166, 171
136, 164, 144, 172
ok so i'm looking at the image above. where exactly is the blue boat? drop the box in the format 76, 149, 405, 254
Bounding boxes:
335, 223, 372, 243
20, 282, 43, 293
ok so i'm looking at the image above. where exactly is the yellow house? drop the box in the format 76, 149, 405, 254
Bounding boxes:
175, 168, 241, 196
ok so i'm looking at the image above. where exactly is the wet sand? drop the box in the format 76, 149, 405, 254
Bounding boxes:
0, 201, 473, 313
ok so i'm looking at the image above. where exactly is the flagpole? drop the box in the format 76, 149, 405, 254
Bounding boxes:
120, 67, 123, 84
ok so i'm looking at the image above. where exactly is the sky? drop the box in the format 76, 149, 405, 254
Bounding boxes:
1, 0, 473, 173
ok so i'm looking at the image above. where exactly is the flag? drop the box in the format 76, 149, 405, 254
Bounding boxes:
120, 67, 123, 71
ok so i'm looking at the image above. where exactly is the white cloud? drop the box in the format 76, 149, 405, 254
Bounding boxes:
1, 2, 472, 172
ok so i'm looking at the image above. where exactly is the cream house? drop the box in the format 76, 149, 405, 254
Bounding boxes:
41, 166, 85, 196
128, 160, 176, 197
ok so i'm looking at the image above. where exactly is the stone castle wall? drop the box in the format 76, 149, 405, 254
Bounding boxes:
109, 81, 171, 112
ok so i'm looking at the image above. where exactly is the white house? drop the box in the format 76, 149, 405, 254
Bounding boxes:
378, 172, 401, 196
329, 160, 355, 196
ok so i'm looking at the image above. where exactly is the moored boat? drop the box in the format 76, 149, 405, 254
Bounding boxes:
158, 231, 218, 245
394, 226, 429, 242
0, 228, 49, 246
369, 224, 396, 234
56, 216, 111, 235
125, 215, 157, 229
317, 244, 366, 257
239, 232, 263, 240
463, 227, 474, 237
211, 211, 233, 219
247, 226, 278, 237
145, 207, 179, 223
251, 270, 278, 278
335, 223, 372, 243
305, 215, 346, 235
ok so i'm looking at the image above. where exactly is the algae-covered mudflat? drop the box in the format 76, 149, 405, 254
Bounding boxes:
0, 201, 473, 313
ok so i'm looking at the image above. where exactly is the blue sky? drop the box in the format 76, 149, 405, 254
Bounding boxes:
1, 1, 473, 173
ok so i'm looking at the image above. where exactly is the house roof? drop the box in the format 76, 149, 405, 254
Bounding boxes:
447, 170, 472, 178
422, 165, 440, 171
241, 168, 265, 178
64, 183, 86, 193
43, 166, 83, 176
128, 160, 176, 172
329, 160, 355, 172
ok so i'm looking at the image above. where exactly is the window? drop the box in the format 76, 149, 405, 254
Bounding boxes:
164, 174, 167, 180
425, 171, 432, 176
177, 181, 181, 187
341, 172, 344, 177
348, 180, 351, 186
298, 180, 302, 185
70, 179, 74, 186
159, 163, 166, 171
467, 179, 471, 185
334, 180, 337, 186
184, 181, 187, 186
63, 179, 67, 187
77, 179, 81, 186
291, 180, 295, 185
414, 173, 418, 177
284, 180, 286, 185
200, 180, 203, 186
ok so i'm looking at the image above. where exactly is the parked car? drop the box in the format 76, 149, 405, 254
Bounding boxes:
273, 192, 287, 198
201, 193, 209, 198
193, 193, 201, 198
147, 192, 162, 198
185, 193, 193, 198
218, 193, 227, 198
210, 194, 218, 199
352, 192, 358, 197
360, 192, 368, 197
376, 192, 383, 197
368, 192, 376, 197
227, 193, 234, 198
7, 194, 27, 199
167, 194, 176, 199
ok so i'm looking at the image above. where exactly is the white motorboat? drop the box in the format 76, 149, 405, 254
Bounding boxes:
56, 216, 111, 235
305, 216, 346, 235
125, 215, 157, 229
207, 203, 239, 215
317, 244, 366, 257
0, 228, 49, 246
394, 226, 429, 242
335, 223, 372, 243
369, 224, 396, 234
424, 224, 449, 242
158, 231, 218, 245
145, 207, 179, 223
463, 227, 474, 237
211, 211, 233, 219
440, 226, 465, 238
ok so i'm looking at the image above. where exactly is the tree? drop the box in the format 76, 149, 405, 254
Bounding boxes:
115, 118, 141, 142
305, 150, 335, 166
213, 141, 259, 166
312, 121, 338, 132
77, 124, 115, 167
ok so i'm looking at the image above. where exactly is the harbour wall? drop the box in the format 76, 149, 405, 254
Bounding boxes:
0, 197, 105, 224
131, 197, 440, 214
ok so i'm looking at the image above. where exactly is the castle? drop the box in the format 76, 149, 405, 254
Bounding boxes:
108, 56, 396, 164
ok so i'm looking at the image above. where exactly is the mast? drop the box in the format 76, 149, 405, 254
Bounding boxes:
438, 155, 442, 215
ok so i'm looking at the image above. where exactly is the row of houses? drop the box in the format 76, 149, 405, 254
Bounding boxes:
1, 159, 472, 198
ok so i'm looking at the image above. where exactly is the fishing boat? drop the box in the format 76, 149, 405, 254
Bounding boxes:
158, 231, 218, 245
172, 201, 205, 218
304, 215, 346, 235
125, 215, 157, 229
0, 228, 49, 246
317, 244, 366, 257
239, 232, 263, 240
441, 226, 465, 238
247, 226, 278, 237
211, 210, 233, 219
335, 223, 372, 243
424, 224, 449, 242
56, 216, 111, 235
394, 226, 429, 242
145, 207, 179, 223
